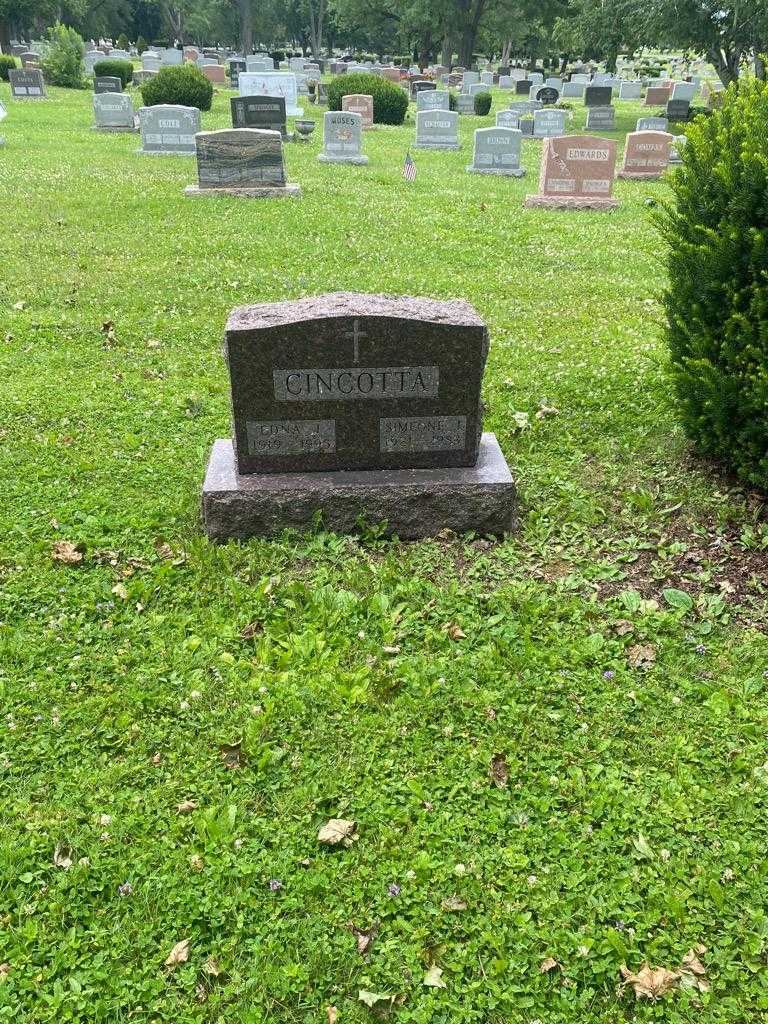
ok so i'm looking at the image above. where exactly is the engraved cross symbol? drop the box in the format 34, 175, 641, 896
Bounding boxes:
346, 318, 368, 364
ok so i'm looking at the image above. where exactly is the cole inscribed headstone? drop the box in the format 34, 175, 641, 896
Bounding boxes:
93, 92, 137, 131
341, 94, 374, 128
238, 72, 302, 116
618, 130, 673, 178
201, 293, 517, 539
184, 128, 300, 197
318, 110, 368, 164
231, 95, 287, 138
137, 104, 200, 155
414, 108, 460, 149
467, 126, 525, 176
8, 69, 46, 99
524, 135, 618, 210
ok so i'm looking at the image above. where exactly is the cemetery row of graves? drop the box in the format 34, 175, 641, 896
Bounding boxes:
1, 34, 767, 1024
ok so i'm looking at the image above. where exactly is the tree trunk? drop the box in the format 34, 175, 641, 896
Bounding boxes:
709, 46, 740, 87
238, 0, 252, 55
308, 0, 325, 60
0, 17, 12, 53
500, 38, 511, 65
754, 54, 766, 81
559, 52, 569, 75
606, 48, 618, 73
441, 32, 453, 68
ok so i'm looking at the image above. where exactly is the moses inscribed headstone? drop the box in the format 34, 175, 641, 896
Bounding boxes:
318, 110, 368, 165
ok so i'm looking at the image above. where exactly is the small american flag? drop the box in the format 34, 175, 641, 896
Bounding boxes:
403, 148, 417, 181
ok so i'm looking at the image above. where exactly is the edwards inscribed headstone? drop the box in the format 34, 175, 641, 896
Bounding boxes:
137, 104, 200, 155
184, 128, 300, 197
467, 126, 525, 176
231, 94, 287, 138
618, 130, 672, 178
201, 293, 516, 539
8, 69, 46, 99
525, 134, 618, 210
317, 110, 368, 164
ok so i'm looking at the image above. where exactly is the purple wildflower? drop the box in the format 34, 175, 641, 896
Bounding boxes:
695, 644, 707, 655
387, 883, 401, 897
268, 878, 283, 891
603, 670, 615, 680
118, 882, 133, 897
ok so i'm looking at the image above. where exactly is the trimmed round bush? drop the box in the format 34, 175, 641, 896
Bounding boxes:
93, 59, 133, 88
655, 79, 768, 489
327, 72, 408, 125
0, 54, 17, 81
473, 91, 492, 115
140, 64, 213, 111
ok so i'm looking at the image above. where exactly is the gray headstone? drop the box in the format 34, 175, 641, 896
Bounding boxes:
455, 93, 475, 115
499, 75, 512, 89
8, 68, 46, 99
238, 72, 302, 116
192, 128, 289, 189
666, 98, 690, 120
230, 94, 287, 138
94, 76, 122, 94
142, 53, 161, 71
619, 81, 642, 100
138, 104, 200, 155
467, 126, 524, 176
85, 50, 101, 73
585, 105, 615, 130
414, 108, 460, 148
533, 108, 566, 137
561, 82, 585, 99
671, 81, 696, 102
93, 92, 135, 128
462, 71, 479, 89
515, 79, 532, 95
417, 89, 449, 111
636, 116, 668, 132
318, 110, 367, 164
496, 109, 520, 128
584, 85, 612, 107
162, 48, 183, 66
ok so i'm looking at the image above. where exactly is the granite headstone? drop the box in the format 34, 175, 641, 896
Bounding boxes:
414, 108, 460, 149
525, 134, 618, 210
317, 110, 368, 165
185, 128, 300, 197
231, 95, 288, 138
467, 126, 525, 176
137, 104, 200, 155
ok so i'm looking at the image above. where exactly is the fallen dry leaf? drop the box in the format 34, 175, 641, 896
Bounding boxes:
679, 948, 710, 993
540, 957, 559, 973
165, 938, 190, 967
240, 621, 263, 640
0, 963, 10, 982
358, 990, 393, 1008
613, 619, 635, 637
382, 645, 401, 655
423, 965, 447, 989
627, 644, 656, 670
327, 1008, 339, 1024
346, 921, 378, 955
444, 622, 466, 640
53, 842, 73, 870
318, 819, 357, 847
177, 800, 198, 814
535, 404, 560, 419
620, 964, 679, 1000
111, 582, 128, 601
489, 753, 509, 789
51, 541, 84, 565
218, 741, 243, 769
441, 895, 468, 912
12, 300, 26, 310
202, 954, 221, 977
189, 854, 204, 871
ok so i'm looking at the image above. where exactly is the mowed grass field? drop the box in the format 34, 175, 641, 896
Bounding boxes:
1, 80, 767, 1023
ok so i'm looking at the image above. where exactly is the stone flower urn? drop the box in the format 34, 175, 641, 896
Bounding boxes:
294, 119, 316, 141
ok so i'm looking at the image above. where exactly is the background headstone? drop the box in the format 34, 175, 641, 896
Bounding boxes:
533, 108, 566, 138
618, 81, 642, 100
496, 109, 520, 128
8, 69, 46, 99
231, 95, 288, 138
318, 109, 368, 165
93, 92, 136, 130
467, 126, 525, 176
636, 115, 668, 132
137, 104, 200, 155
525, 134, 619, 209
618, 130, 673, 178
561, 82, 585, 98
666, 97, 690, 120
584, 85, 612, 107
417, 89, 450, 112
414, 108, 460, 149
185, 128, 300, 196
94, 75, 122, 94
585, 105, 615, 130
341, 94, 374, 128
238, 72, 302, 116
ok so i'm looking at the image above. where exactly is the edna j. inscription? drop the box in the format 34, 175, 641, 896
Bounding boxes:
273, 366, 439, 401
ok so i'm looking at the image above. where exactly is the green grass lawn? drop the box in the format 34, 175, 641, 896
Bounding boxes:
1, 80, 767, 1024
